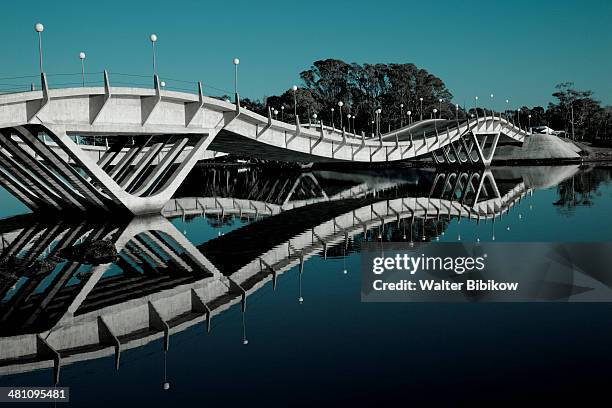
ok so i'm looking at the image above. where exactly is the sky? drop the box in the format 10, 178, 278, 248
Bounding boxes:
1, 0, 611, 110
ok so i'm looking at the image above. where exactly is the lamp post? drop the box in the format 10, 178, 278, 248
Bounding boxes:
433, 109, 438, 130
274, 109, 279, 120
347, 114, 351, 133
331, 107, 335, 129
338, 101, 344, 129
528, 114, 532, 132
490, 93, 494, 118
371, 119, 374, 135
455, 104, 459, 121
352, 114, 356, 134
400, 103, 404, 127
281, 105, 285, 121
570, 102, 575, 140
438, 98, 442, 119
313, 113, 318, 124
419, 97, 423, 121
292, 85, 298, 121
407, 110, 412, 125
149, 34, 158, 76
474, 96, 479, 121
505, 99, 509, 120
232, 57, 240, 105
79, 52, 86, 87
34, 23, 44, 74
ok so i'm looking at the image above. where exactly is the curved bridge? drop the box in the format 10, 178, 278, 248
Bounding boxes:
0, 73, 530, 215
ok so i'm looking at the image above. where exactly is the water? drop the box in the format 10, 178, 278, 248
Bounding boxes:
1, 164, 612, 406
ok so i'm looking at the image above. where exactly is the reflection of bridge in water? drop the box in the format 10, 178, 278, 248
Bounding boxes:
1, 165, 600, 384
0, 72, 530, 215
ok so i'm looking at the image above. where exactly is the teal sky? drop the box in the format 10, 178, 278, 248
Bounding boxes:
1, 0, 611, 110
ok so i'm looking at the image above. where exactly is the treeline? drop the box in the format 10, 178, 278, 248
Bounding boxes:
239, 59, 455, 134
235, 61, 611, 142
507, 83, 612, 143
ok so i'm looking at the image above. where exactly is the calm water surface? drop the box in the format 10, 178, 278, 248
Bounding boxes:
1, 164, 612, 406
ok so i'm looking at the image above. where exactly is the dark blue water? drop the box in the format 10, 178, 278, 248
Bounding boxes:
2, 165, 612, 406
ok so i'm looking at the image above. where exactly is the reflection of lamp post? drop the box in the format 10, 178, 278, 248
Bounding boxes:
338, 101, 344, 129
79, 52, 86, 87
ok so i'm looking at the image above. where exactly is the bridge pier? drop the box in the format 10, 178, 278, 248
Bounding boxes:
0, 124, 216, 215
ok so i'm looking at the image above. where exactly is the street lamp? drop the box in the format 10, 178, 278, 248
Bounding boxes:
528, 114, 532, 131
438, 98, 442, 119
274, 109, 279, 120
338, 101, 344, 129
347, 114, 351, 133
352, 114, 356, 134
34, 23, 44, 74
313, 113, 318, 124
233, 57, 240, 105
433, 108, 438, 123
505, 99, 510, 120
281, 105, 285, 121
79, 52, 86, 87
419, 97, 423, 121
160, 81, 166, 88
400, 103, 404, 127
331, 107, 335, 128
292, 85, 298, 121
407, 110, 412, 125
149, 34, 158, 76
474, 96, 479, 120
455, 104, 459, 121
490, 93, 494, 118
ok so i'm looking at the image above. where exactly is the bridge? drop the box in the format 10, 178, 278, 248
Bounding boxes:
0, 71, 530, 215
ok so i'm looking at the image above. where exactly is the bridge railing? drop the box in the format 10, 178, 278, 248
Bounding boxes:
0, 71, 233, 100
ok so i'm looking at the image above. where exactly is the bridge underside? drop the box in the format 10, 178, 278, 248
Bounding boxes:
0, 125, 215, 215
210, 130, 342, 163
